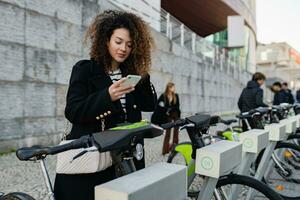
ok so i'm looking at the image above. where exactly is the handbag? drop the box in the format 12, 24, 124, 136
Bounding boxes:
151, 96, 168, 125
55, 120, 112, 174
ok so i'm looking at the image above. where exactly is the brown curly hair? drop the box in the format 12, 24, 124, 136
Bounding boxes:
84, 10, 154, 77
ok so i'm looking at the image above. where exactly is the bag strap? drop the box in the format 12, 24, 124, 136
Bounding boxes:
62, 120, 72, 141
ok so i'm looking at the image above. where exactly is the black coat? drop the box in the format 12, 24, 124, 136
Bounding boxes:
284, 89, 295, 104
65, 59, 156, 139
274, 89, 294, 105
54, 59, 157, 200
238, 81, 268, 112
151, 93, 181, 125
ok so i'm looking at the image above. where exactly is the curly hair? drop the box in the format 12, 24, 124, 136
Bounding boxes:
84, 10, 154, 77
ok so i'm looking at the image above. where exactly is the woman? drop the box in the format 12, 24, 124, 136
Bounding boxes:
152, 83, 181, 155
54, 10, 156, 200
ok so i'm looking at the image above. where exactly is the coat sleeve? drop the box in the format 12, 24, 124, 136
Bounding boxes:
65, 61, 118, 124
256, 89, 268, 107
289, 92, 295, 104
133, 74, 157, 112
237, 91, 243, 111
175, 94, 181, 117
273, 93, 279, 105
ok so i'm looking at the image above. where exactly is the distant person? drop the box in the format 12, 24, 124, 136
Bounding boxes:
272, 82, 286, 105
282, 82, 294, 104
151, 82, 181, 155
238, 72, 268, 131
296, 89, 300, 103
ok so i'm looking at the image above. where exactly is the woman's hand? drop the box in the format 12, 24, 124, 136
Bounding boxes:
109, 78, 135, 101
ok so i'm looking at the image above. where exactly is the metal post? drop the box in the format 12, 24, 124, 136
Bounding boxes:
197, 177, 218, 200
187, 159, 196, 187
221, 49, 225, 71
229, 152, 256, 199
192, 33, 196, 54
40, 159, 55, 200
169, 22, 173, 39
180, 24, 184, 47
246, 141, 277, 200
166, 13, 170, 37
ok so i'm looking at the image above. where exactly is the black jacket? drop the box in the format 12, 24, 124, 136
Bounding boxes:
274, 89, 293, 105
238, 81, 267, 112
151, 93, 181, 125
284, 89, 295, 104
296, 89, 300, 102
65, 59, 157, 139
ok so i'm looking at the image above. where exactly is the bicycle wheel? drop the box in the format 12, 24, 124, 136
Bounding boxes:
287, 133, 300, 147
167, 142, 203, 198
1, 192, 35, 200
215, 174, 283, 200
255, 142, 300, 199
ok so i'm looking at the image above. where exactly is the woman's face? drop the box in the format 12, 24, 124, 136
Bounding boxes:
169, 85, 175, 93
107, 28, 132, 64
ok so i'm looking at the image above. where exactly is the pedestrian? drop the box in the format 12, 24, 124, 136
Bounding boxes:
54, 10, 157, 200
272, 82, 286, 105
296, 89, 300, 103
237, 72, 268, 131
282, 82, 294, 104
151, 82, 181, 155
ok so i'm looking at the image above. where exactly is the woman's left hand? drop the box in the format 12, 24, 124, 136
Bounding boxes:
109, 78, 135, 101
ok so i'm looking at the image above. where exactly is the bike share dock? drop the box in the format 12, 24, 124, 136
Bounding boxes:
230, 129, 269, 199
95, 163, 187, 200
246, 120, 287, 199
195, 140, 242, 200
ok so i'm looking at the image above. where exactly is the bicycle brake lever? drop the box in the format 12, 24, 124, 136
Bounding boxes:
179, 123, 194, 131
70, 148, 98, 163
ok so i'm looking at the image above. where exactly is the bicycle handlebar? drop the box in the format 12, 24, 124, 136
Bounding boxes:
49, 136, 91, 155
161, 119, 187, 129
16, 136, 91, 161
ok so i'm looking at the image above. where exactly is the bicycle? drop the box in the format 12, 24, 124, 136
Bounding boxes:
162, 114, 283, 200
2, 121, 163, 200
240, 105, 300, 199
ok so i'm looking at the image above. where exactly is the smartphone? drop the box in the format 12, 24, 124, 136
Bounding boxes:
120, 75, 141, 88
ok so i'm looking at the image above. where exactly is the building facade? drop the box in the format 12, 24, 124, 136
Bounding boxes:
257, 42, 300, 89
0, 0, 251, 151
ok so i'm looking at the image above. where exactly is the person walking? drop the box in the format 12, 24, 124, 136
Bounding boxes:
151, 82, 181, 155
238, 72, 268, 131
282, 82, 294, 104
272, 82, 287, 105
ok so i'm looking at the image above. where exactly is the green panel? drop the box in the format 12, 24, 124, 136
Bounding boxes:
174, 143, 194, 177
109, 120, 149, 130
175, 144, 193, 165
222, 131, 240, 141
188, 162, 195, 177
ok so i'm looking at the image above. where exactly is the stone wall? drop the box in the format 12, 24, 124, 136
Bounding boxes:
0, 0, 251, 151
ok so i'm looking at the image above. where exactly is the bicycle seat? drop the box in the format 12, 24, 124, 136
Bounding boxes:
16, 145, 49, 161
92, 123, 163, 152
220, 119, 238, 125
254, 107, 270, 115
236, 112, 251, 119
186, 114, 211, 128
209, 115, 221, 125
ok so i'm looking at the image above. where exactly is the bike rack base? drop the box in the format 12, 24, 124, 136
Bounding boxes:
229, 129, 269, 199
95, 162, 187, 200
